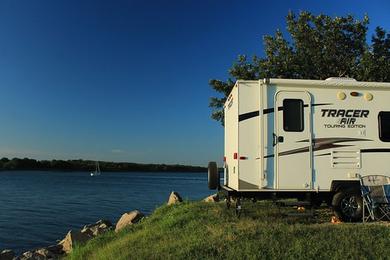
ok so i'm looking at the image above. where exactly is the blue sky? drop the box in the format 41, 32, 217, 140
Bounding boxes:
0, 0, 389, 165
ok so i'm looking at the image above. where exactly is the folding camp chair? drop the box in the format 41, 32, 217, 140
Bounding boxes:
360, 175, 390, 222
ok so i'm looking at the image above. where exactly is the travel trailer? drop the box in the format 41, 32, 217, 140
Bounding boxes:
208, 78, 390, 221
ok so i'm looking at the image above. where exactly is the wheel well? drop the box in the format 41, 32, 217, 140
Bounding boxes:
330, 180, 360, 193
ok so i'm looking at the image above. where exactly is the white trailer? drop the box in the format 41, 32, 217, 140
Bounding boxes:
208, 77, 390, 221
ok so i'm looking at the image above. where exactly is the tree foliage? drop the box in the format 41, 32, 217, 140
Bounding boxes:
0, 157, 206, 172
209, 12, 390, 124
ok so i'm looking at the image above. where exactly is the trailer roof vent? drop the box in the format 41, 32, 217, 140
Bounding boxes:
325, 77, 357, 81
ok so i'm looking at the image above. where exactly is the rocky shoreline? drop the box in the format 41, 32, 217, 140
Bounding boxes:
0, 192, 219, 260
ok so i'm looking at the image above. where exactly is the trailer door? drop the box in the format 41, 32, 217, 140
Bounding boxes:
274, 91, 312, 189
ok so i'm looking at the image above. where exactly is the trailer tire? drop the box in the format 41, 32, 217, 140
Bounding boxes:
332, 188, 363, 222
208, 161, 219, 190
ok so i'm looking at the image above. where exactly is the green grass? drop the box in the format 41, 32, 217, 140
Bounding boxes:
68, 200, 390, 260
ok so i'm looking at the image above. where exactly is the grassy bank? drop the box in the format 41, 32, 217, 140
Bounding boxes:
69, 201, 390, 259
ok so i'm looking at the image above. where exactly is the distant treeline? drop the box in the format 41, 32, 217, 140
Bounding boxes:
0, 157, 207, 172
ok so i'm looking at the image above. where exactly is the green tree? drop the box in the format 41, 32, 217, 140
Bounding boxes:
358, 27, 390, 82
209, 11, 390, 124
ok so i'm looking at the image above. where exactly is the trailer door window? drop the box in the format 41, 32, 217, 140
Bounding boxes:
283, 99, 304, 132
378, 112, 390, 142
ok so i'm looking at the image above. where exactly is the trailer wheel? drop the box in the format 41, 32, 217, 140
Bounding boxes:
332, 188, 363, 222
208, 161, 219, 190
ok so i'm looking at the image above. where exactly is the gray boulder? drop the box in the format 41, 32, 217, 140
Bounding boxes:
19, 251, 34, 260
203, 193, 219, 203
19, 250, 47, 260
34, 247, 59, 259
115, 210, 144, 233
0, 249, 15, 260
16, 244, 63, 260
81, 219, 113, 236
58, 229, 93, 254
45, 244, 64, 256
167, 191, 183, 205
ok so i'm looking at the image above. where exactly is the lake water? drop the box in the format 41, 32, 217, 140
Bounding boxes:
0, 171, 210, 253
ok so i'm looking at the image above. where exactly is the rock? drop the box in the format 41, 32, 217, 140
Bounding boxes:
45, 244, 64, 255
0, 249, 15, 260
34, 247, 62, 259
55, 220, 112, 255
167, 191, 183, 205
19, 250, 48, 260
18, 245, 64, 260
19, 251, 34, 260
34, 248, 52, 260
204, 194, 219, 203
58, 229, 93, 254
115, 210, 144, 233
96, 219, 112, 227
81, 219, 113, 236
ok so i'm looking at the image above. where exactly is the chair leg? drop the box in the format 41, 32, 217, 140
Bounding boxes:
363, 200, 365, 222
362, 199, 373, 222
370, 207, 376, 221
384, 205, 390, 220
377, 205, 390, 221
363, 199, 375, 222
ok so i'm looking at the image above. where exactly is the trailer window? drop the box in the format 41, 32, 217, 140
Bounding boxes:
283, 99, 304, 132
378, 112, 390, 142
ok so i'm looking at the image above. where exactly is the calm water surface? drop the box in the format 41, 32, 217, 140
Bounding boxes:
0, 171, 210, 253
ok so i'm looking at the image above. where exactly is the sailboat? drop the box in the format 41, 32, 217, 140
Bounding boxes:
90, 161, 101, 176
